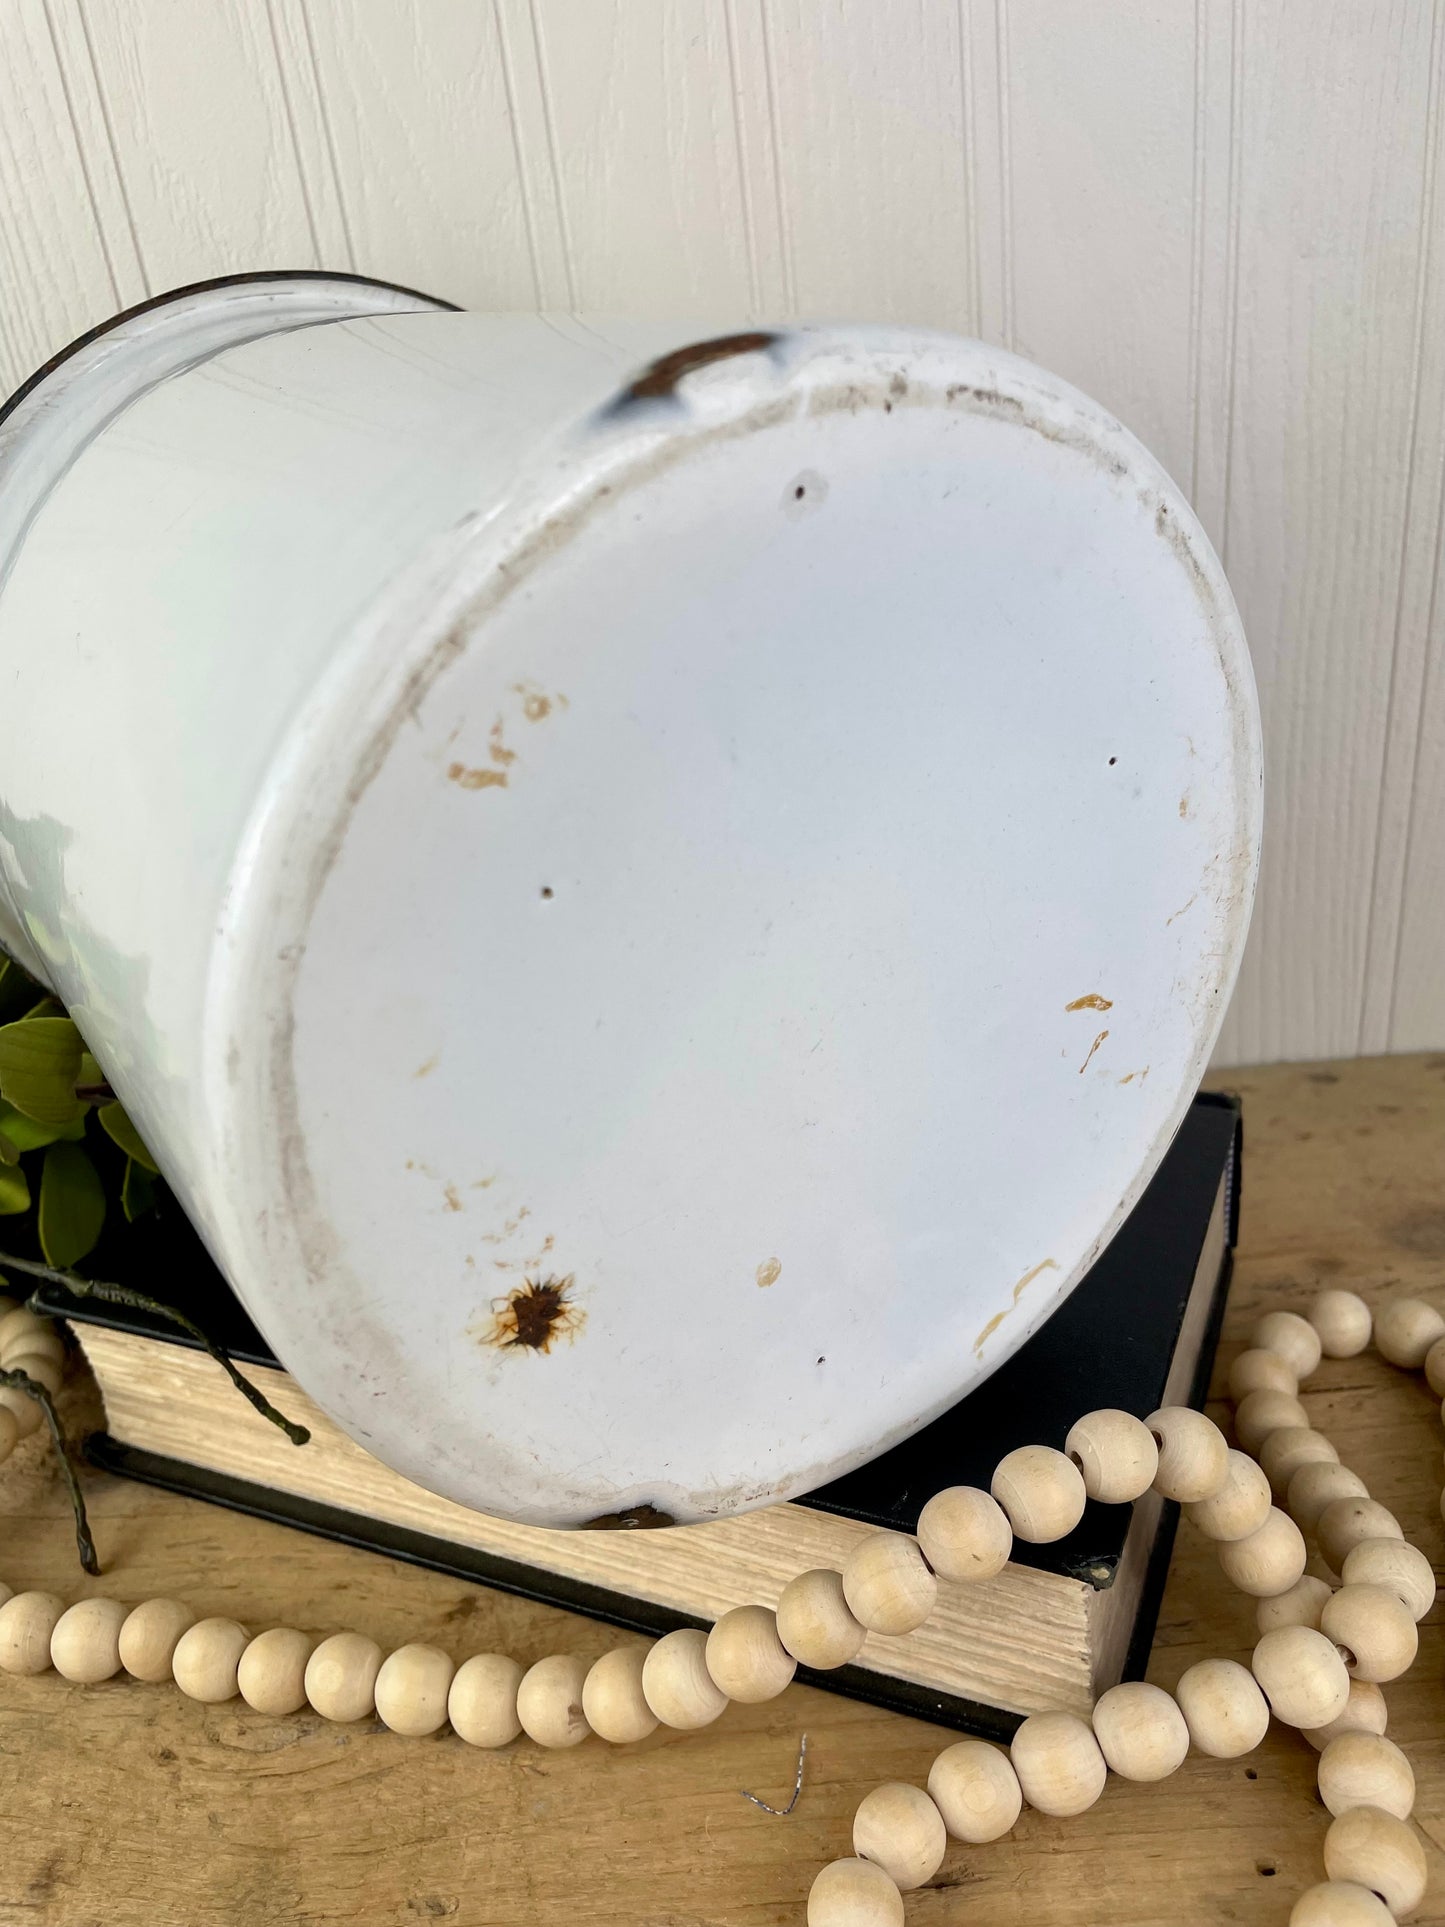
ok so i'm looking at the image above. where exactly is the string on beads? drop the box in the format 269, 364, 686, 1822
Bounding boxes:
0, 1286, 1437, 1924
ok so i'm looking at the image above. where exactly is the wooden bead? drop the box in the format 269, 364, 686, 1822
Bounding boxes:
0, 1384, 44, 1439
806, 1857, 904, 1927
1234, 1390, 1310, 1456
0, 1305, 54, 1355
1319, 1733, 1415, 1820
1184, 1449, 1271, 1541
172, 1617, 250, 1704
1228, 1348, 1299, 1401
1318, 1498, 1403, 1575
0, 1404, 19, 1464
1320, 1584, 1418, 1683
852, 1781, 947, 1890
642, 1628, 727, 1730
303, 1630, 383, 1723
926, 1740, 1022, 1843
374, 1642, 455, 1736
1146, 1406, 1229, 1501
1322, 1806, 1428, 1917
916, 1486, 1012, 1583
237, 1628, 314, 1715
1256, 1574, 1333, 1636
1260, 1427, 1338, 1499
581, 1646, 658, 1742
705, 1606, 795, 1704
1009, 1711, 1107, 1816
1424, 1333, 1445, 1397
1372, 1296, 1445, 1369
1310, 1291, 1373, 1359
777, 1569, 867, 1669
1303, 1678, 1389, 1751
7, 1352, 63, 1396
1217, 1507, 1307, 1596
1341, 1538, 1435, 1621
1251, 1625, 1350, 1728
118, 1599, 194, 1682
1090, 1680, 1189, 1782
0, 1591, 64, 1674
448, 1653, 523, 1748
50, 1597, 127, 1682
1288, 1462, 1369, 1534
1289, 1882, 1395, 1927
990, 1446, 1086, 1542
842, 1533, 937, 1635
1252, 1310, 1324, 1379
1063, 1408, 1158, 1503
1173, 1657, 1270, 1757
515, 1653, 591, 1747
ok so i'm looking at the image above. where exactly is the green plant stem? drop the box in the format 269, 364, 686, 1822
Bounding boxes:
0, 1251, 311, 1447
0, 1365, 99, 1575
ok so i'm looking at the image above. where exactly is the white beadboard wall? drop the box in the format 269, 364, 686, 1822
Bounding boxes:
1, 0, 1443, 1066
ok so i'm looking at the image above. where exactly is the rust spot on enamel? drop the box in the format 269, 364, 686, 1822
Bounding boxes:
448, 761, 507, 790
1065, 993, 1113, 1012
480, 1274, 585, 1353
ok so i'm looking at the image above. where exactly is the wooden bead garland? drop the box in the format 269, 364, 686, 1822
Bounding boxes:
1009, 1711, 1106, 1816
1, 1281, 1438, 1924
1145, 1405, 1229, 1501
582, 1645, 659, 1743
374, 1642, 455, 1736
237, 1627, 314, 1715
1322, 1805, 1428, 1916
705, 1606, 796, 1705
1089, 1680, 1189, 1782
1063, 1408, 1158, 1503
989, 1445, 1086, 1542
842, 1532, 938, 1635
925, 1741, 1021, 1843
806, 1857, 904, 1927
1317, 1732, 1416, 1821
914, 1486, 1011, 1582
851, 1782, 946, 1890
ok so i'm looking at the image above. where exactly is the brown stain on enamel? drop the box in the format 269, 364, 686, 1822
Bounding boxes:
480, 1274, 585, 1353
448, 761, 507, 790
1079, 1029, 1109, 1074
489, 721, 516, 766
615, 331, 778, 406
443, 1184, 463, 1212
1065, 993, 1113, 1012
413, 1055, 439, 1079
756, 1257, 782, 1288
974, 1258, 1060, 1356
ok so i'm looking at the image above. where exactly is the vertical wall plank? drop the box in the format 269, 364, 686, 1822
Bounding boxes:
1390, 485, 1445, 1050
747, 0, 975, 327
295, 0, 536, 306
527, 0, 753, 315
74, 0, 324, 288
0, 0, 141, 392
996, 1, 1201, 490
1214, 0, 1438, 1066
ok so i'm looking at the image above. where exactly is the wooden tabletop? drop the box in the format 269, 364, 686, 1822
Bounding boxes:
2, 1053, 1443, 1925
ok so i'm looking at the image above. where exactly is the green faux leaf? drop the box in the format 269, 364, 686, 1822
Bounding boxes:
121, 1157, 157, 1223
77, 1051, 105, 1091
0, 1098, 86, 1150
22, 996, 63, 1021
98, 1102, 159, 1173
0, 1131, 17, 1167
0, 1161, 32, 1216
0, 1017, 85, 1124
38, 1140, 105, 1267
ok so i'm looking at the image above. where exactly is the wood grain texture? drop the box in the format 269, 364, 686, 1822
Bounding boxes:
0, 1053, 1443, 1923
0, 0, 1443, 1060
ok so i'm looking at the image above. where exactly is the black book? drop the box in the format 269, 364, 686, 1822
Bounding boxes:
39, 1092, 1239, 1740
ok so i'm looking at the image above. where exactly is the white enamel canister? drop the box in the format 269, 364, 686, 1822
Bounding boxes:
0, 274, 1260, 1527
